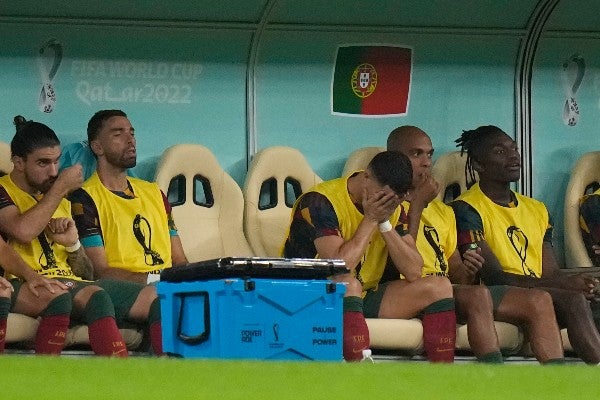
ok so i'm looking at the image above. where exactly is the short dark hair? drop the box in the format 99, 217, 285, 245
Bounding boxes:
366, 151, 413, 196
87, 109, 128, 143
11, 115, 60, 158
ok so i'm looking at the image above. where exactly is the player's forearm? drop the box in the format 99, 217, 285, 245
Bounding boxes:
170, 236, 188, 266
479, 267, 545, 288
406, 202, 425, 240
334, 218, 378, 270
67, 248, 94, 281
384, 232, 423, 281
448, 266, 476, 285
0, 244, 41, 282
7, 193, 66, 243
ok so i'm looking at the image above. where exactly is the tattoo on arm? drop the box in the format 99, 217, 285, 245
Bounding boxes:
67, 249, 95, 281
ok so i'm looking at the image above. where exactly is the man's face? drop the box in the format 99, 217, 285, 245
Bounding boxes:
476, 132, 521, 183
17, 146, 61, 193
93, 116, 137, 169
389, 131, 434, 187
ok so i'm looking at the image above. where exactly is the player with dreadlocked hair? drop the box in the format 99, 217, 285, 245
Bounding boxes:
451, 125, 600, 364
454, 125, 502, 189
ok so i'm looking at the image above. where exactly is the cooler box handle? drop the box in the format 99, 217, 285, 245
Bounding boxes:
176, 291, 211, 345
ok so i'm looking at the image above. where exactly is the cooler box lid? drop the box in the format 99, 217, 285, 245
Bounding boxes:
160, 257, 349, 282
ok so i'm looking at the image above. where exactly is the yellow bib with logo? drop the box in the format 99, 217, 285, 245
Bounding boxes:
82, 172, 171, 273
0, 175, 78, 280
404, 199, 456, 277
456, 183, 547, 277
297, 175, 401, 291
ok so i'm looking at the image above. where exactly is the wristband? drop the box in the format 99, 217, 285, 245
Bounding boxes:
147, 273, 161, 284
378, 220, 393, 233
65, 240, 81, 253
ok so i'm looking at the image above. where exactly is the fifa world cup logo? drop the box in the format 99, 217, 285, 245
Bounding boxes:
507, 226, 538, 277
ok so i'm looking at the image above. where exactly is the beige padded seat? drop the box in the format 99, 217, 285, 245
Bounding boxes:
365, 318, 423, 352
6, 313, 38, 343
0, 141, 13, 174
341, 146, 384, 177
561, 328, 573, 353
456, 321, 523, 355
563, 151, 600, 268
431, 151, 475, 203
243, 146, 322, 257
65, 326, 143, 349
155, 144, 253, 262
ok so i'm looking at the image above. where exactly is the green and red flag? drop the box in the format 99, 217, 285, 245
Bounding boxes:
332, 45, 412, 116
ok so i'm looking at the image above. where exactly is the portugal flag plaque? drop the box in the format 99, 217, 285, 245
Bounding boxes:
332, 45, 412, 117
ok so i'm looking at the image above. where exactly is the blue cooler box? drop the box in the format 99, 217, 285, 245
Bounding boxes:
157, 277, 346, 361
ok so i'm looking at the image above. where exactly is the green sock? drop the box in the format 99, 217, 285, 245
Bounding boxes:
423, 298, 455, 314
343, 296, 363, 313
478, 351, 504, 364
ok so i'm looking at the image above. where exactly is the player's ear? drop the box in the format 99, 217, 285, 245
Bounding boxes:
89, 139, 103, 157
11, 155, 25, 171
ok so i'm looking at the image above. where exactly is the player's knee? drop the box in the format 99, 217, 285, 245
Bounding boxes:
343, 277, 363, 297
420, 275, 453, 299
140, 285, 158, 301
83, 289, 116, 324
72, 285, 102, 310
522, 289, 555, 321
41, 292, 72, 316
128, 285, 159, 322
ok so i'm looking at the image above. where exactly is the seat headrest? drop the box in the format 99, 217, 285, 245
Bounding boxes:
243, 146, 321, 257
0, 141, 13, 175
342, 147, 385, 177
155, 143, 253, 262
431, 151, 475, 202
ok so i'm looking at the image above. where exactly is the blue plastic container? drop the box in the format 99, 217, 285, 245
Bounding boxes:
157, 278, 345, 361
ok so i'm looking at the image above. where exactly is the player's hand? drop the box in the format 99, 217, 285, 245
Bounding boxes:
362, 186, 400, 224
53, 164, 83, 196
580, 274, 600, 301
46, 217, 79, 248
462, 246, 484, 277
410, 173, 440, 207
558, 274, 598, 300
592, 244, 600, 255
24, 275, 68, 297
